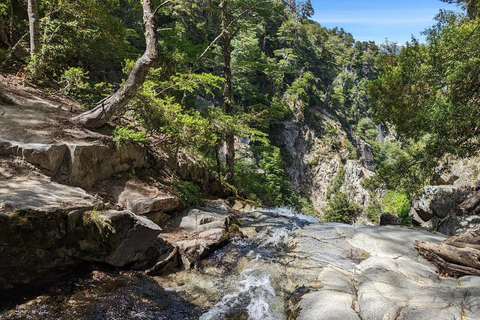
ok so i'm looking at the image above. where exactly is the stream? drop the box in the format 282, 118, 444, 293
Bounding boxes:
0, 208, 319, 319
3, 208, 480, 319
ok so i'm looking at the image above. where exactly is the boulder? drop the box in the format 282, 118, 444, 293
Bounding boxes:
0, 139, 67, 175
411, 186, 472, 226
0, 208, 163, 288
379, 213, 400, 226
437, 215, 480, 236
77, 210, 162, 267
127, 196, 180, 215
67, 144, 146, 188
0, 177, 94, 213
160, 207, 236, 268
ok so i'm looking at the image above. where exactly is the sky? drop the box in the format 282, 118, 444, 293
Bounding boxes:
311, 0, 461, 44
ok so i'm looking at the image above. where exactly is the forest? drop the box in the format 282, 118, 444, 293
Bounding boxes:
2, 0, 480, 318
0, 0, 479, 222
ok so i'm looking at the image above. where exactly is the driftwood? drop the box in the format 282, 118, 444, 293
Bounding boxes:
414, 227, 480, 277
459, 190, 480, 215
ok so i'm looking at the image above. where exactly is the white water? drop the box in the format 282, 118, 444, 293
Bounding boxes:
199, 209, 310, 320
199, 256, 283, 320
259, 206, 319, 223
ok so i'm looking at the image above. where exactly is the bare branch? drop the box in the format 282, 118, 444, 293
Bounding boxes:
197, 31, 225, 61
197, 0, 274, 61
153, 0, 172, 15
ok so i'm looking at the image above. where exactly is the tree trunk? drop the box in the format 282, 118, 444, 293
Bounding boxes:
221, 0, 235, 184
459, 190, 480, 215
414, 225, 480, 277
27, 0, 40, 76
71, 0, 159, 128
414, 240, 480, 277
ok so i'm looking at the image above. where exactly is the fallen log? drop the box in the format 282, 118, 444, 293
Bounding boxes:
446, 225, 480, 246
414, 240, 480, 277
459, 190, 480, 215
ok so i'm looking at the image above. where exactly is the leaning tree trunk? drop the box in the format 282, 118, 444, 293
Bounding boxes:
221, 0, 235, 184
71, 0, 159, 128
27, 0, 40, 76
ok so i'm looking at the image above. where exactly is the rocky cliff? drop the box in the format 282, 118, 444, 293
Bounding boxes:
279, 108, 376, 221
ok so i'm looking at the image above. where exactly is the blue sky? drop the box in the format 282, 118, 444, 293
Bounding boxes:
311, 0, 461, 44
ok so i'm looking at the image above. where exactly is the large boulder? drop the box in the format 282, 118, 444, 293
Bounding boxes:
160, 207, 238, 268
410, 186, 472, 227
0, 208, 163, 289
73, 210, 162, 267
0, 139, 67, 175
67, 144, 146, 188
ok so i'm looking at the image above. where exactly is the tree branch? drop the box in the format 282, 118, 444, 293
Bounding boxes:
153, 0, 172, 15
197, 0, 274, 61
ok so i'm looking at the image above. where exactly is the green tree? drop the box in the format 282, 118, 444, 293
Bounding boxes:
322, 192, 362, 224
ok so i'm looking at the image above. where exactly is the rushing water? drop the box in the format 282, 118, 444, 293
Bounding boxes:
1, 208, 318, 320
159, 208, 318, 320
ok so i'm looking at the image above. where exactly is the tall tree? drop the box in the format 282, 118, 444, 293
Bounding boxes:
27, 0, 40, 76
71, 0, 167, 128
220, 0, 235, 183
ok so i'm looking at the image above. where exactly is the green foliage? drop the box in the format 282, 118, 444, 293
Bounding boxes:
83, 208, 116, 238
235, 145, 294, 206
59, 67, 90, 97
327, 166, 346, 199
296, 195, 317, 217
322, 192, 362, 224
368, 11, 480, 192
381, 191, 408, 214
173, 180, 203, 206
397, 198, 413, 226
112, 125, 147, 145
365, 199, 382, 223
381, 191, 412, 226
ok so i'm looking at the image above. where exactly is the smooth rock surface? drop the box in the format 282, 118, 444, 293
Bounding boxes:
68, 144, 146, 188
283, 223, 480, 320
0, 177, 94, 213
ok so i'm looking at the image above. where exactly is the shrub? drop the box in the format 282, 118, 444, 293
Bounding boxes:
297, 196, 317, 217
173, 180, 203, 206
112, 125, 148, 145
59, 67, 90, 97
322, 192, 362, 224
381, 190, 412, 226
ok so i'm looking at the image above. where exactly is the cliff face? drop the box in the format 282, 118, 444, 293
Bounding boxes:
279, 108, 376, 221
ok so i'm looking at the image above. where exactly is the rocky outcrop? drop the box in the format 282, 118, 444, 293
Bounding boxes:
279, 113, 374, 216
340, 160, 374, 208
411, 155, 480, 235
0, 139, 147, 189
411, 186, 471, 223
160, 207, 238, 269
0, 207, 166, 288
66, 144, 146, 188
284, 223, 480, 320
410, 186, 474, 235
0, 139, 67, 175
0, 176, 167, 287
118, 186, 181, 215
